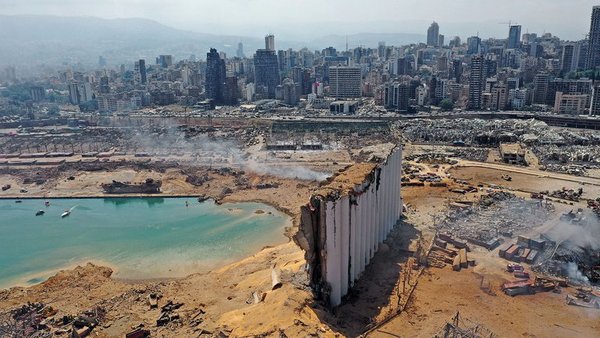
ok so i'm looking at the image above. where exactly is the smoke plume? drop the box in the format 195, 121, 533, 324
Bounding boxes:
564, 262, 590, 285
128, 125, 330, 181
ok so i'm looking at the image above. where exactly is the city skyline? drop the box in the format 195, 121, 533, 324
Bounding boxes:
0, 0, 597, 41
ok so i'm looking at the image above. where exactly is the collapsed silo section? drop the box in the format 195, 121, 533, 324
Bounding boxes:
294, 146, 403, 307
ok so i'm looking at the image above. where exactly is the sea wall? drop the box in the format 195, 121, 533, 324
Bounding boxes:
295, 146, 402, 307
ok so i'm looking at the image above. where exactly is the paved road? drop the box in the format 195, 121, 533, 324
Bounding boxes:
457, 160, 600, 187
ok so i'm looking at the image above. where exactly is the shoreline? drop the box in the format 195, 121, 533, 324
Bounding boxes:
0, 195, 297, 291
0, 194, 204, 200
0, 193, 300, 218
1, 258, 121, 290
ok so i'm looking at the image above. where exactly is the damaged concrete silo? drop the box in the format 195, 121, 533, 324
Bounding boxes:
294, 146, 403, 307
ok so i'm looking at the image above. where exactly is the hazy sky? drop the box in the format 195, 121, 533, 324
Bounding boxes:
0, 0, 596, 40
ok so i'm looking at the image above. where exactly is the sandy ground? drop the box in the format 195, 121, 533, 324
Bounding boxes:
2, 145, 600, 337
0, 166, 341, 337
450, 165, 600, 201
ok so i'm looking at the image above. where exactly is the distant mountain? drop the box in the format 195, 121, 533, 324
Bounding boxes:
0, 15, 263, 68
0, 15, 425, 70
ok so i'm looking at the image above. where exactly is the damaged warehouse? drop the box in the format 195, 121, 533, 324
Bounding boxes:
295, 146, 402, 307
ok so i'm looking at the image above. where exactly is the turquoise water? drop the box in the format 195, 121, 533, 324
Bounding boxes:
0, 198, 290, 288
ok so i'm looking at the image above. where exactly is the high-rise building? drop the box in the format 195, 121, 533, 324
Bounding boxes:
254, 49, 280, 98
205, 48, 226, 104
427, 22, 440, 47
223, 76, 239, 105
452, 59, 463, 83
329, 66, 362, 99
578, 40, 589, 69
554, 92, 588, 115
468, 55, 485, 110
467, 36, 481, 54
561, 44, 579, 73
68, 82, 93, 105
384, 82, 410, 112
507, 78, 520, 91
533, 73, 549, 104
134, 59, 147, 85
546, 78, 593, 106
378, 42, 386, 59
586, 6, 600, 69
292, 67, 312, 95
236, 42, 245, 58
396, 57, 410, 76
99, 75, 110, 94
282, 78, 300, 106
157, 55, 173, 68
265, 34, 275, 51
438, 34, 445, 47
449, 36, 461, 48
591, 84, 600, 115
507, 25, 522, 49
490, 83, 508, 111
29, 86, 45, 102
139, 59, 146, 84
522, 33, 537, 44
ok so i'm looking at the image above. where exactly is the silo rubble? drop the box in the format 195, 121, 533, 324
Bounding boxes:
295, 146, 403, 307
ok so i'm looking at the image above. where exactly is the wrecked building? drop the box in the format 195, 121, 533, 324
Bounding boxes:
295, 146, 402, 306
499, 143, 527, 165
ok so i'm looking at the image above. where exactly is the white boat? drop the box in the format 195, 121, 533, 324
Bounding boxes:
61, 210, 71, 218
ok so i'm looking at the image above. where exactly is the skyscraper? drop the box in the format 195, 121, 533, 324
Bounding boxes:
507, 25, 522, 49
157, 55, 173, 68
265, 34, 275, 51
236, 42, 245, 58
561, 44, 580, 73
586, 6, 600, 69
384, 82, 410, 112
467, 36, 481, 54
99, 75, 110, 94
134, 59, 146, 85
427, 22, 440, 47
68, 81, 93, 105
254, 49, 280, 98
452, 59, 463, 83
468, 55, 485, 110
223, 76, 239, 105
329, 66, 362, 99
533, 73, 549, 104
205, 48, 226, 104
591, 84, 600, 115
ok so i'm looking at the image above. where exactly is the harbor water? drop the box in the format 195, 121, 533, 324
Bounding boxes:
0, 197, 290, 288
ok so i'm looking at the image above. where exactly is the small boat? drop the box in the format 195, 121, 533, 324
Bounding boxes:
45, 201, 50, 207
35, 210, 45, 216
61, 210, 71, 218
15, 200, 22, 203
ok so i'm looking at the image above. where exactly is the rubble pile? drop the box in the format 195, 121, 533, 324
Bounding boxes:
0, 303, 105, 338
394, 118, 551, 146
535, 145, 600, 175
449, 147, 489, 162
589, 198, 600, 219
402, 163, 424, 175
437, 192, 553, 244
541, 187, 584, 202
534, 243, 600, 285
185, 173, 212, 186
394, 118, 600, 175
405, 153, 458, 165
